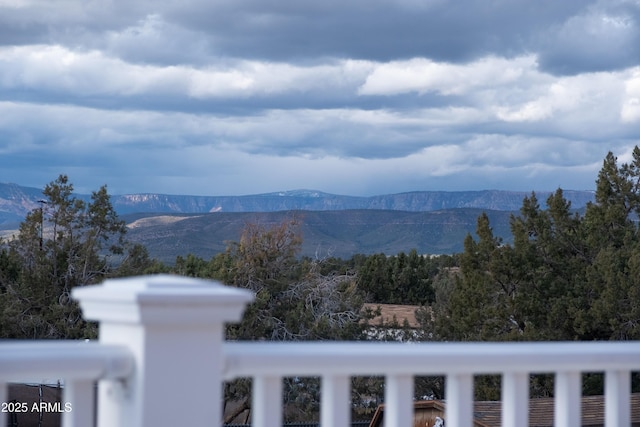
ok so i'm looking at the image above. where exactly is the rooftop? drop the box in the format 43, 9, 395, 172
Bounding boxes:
369, 394, 640, 427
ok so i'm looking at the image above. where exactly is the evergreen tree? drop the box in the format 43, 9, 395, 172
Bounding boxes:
437, 212, 522, 341
0, 175, 130, 339
581, 147, 640, 340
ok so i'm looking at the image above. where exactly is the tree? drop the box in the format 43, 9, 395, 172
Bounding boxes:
581, 147, 640, 340
0, 175, 129, 339
430, 212, 516, 341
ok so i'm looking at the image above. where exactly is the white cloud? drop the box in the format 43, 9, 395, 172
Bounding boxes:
494, 69, 629, 132
358, 56, 537, 96
0, 45, 178, 96
0, 0, 31, 7
186, 60, 372, 98
621, 69, 640, 122
496, 101, 552, 122
0, 45, 375, 99
0, 43, 635, 137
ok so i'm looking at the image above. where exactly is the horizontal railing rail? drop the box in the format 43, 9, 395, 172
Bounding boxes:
0, 341, 134, 427
223, 340, 640, 377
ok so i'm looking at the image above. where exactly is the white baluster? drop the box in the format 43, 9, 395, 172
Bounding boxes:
605, 369, 630, 427
62, 379, 94, 427
0, 382, 6, 427
384, 374, 413, 427
446, 373, 473, 427
321, 375, 350, 427
502, 372, 529, 427
555, 371, 581, 427
253, 376, 282, 427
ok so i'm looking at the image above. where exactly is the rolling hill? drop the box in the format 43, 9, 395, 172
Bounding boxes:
124, 208, 515, 262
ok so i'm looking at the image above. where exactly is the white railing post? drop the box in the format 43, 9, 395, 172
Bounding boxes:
72, 274, 254, 427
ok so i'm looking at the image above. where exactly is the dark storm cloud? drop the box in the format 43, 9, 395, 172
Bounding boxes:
4, 0, 637, 74
536, 1, 640, 75
168, 0, 588, 63
2, 0, 610, 70
61, 0, 637, 76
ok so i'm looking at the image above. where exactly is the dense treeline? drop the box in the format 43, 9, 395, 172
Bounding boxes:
3, 148, 640, 419
173, 247, 452, 307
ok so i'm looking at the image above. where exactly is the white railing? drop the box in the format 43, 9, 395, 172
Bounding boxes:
224, 341, 639, 427
1, 274, 639, 427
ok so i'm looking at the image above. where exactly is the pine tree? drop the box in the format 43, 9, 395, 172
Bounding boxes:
0, 175, 129, 339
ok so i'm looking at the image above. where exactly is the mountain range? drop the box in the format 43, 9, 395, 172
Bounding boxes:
112, 189, 597, 215
0, 182, 596, 261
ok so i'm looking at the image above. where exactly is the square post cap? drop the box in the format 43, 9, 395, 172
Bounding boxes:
72, 274, 255, 326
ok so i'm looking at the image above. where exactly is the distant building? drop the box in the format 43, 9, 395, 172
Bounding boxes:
363, 303, 422, 329
362, 303, 425, 341
368, 400, 489, 427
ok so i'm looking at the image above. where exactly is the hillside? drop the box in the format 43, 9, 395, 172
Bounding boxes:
0, 183, 49, 227
124, 209, 514, 262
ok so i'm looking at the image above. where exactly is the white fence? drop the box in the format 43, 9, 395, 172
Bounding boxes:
1, 274, 639, 427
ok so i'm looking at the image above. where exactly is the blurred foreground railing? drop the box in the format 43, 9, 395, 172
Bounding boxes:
0, 341, 132, 427
1, 274, 639, 427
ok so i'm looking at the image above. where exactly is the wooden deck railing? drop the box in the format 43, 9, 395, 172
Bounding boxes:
1, 275, 639, 427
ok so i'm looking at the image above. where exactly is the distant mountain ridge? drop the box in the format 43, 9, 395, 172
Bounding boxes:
0, 182, 597, 260
0, 182, 595, 227
113, 189, 596, 214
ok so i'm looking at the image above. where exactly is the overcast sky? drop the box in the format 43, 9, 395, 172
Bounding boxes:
1, 0, 639, 196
